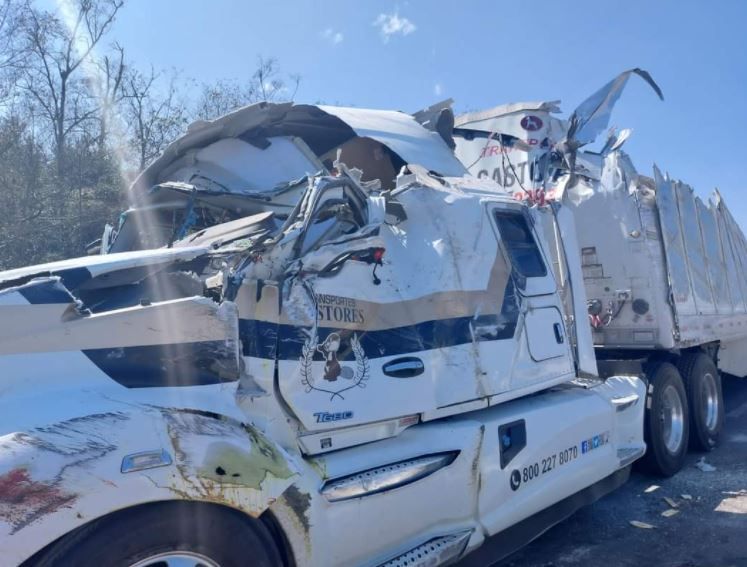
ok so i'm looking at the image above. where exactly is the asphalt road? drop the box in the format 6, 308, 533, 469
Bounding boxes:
490, 374, 747, 567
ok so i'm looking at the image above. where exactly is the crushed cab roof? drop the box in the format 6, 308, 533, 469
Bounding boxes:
131, 102, 467, 200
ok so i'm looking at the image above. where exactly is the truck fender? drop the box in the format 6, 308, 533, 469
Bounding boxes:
0, 406, 300, 564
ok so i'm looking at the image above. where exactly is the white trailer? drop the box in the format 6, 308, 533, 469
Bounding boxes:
451, 69, 745, 472
0, 96, 688, 566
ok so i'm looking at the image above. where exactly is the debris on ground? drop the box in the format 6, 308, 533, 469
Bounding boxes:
715, 493, 747, 515
694, 457, 717, 472
629, 520, 655, 529
663, 496, 679, 508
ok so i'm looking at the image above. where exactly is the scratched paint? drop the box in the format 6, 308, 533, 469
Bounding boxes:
0, 468, 77, 534
159, 408, 297, 514
281, 484, 312, 533
199, 440, 293, 488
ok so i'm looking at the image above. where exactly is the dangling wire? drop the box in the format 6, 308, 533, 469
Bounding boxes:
465, 130, 499, 170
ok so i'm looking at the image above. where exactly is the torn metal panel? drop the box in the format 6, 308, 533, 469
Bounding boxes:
132, 102, 296, 197
0, 244, 241, 389
564, 68, 663, 147
553, 69, 662, 195
136, 103, 466, 194
453, 69, 662, 200
719, 196, 747, 305
0, 277, 79, 310
114, 102, 467, 253
411, 98, 456, 149
317, 105, 466, 177
172, 211, 277, 249
599, 127, 632, 155
455, 100, 562, 129
107, 181, 297, 253
453, 101, 566, 194
0, 291, 240, 386
162, 136, 323, 196
0, 246, 208, 291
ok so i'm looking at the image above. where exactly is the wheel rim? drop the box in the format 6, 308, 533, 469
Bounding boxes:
701, 371, 720, 432
660, 384, 685, 453
129, 551, 221, 567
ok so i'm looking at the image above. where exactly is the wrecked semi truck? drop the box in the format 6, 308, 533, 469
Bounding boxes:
452, 69, 747, 470
0, 98, 681, 566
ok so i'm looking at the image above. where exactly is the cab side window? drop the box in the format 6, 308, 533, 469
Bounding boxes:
494, 211, 547, 278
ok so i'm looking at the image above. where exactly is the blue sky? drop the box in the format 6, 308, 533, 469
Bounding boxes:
107, 0, 747, 221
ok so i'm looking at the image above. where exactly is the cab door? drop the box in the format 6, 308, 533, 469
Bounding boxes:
272, 179, 485, 441
489, 207, 574, 395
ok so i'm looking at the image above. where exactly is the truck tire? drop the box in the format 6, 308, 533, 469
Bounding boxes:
678, 352, 724, 451
29, 501, 284, 567
640, 362, 689, 477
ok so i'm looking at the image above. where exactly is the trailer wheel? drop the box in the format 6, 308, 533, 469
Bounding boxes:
678, 352, 724, 451
640, 362, 689, 477
29, 501, 284, 567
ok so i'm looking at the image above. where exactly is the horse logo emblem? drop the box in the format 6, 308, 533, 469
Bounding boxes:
520, 115, 543, 132
300, 329, 369, 400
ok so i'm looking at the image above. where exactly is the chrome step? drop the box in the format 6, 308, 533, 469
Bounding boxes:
617, 446, 645, 467
377, 530, 472, 567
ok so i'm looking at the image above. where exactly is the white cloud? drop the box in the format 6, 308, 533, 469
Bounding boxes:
434, 83, 443, 96
373, 11, 416, 43
321, 28, 344, 45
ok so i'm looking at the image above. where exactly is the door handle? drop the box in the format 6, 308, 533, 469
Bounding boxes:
383, 357, 424, 378
553, 322, 564, 344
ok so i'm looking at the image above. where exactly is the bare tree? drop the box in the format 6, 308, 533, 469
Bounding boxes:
95, 42, 125, 148
0, 0, 302, 268
192, 78, 254, 122
0, 0, 26, 105
254, 55, 300, 103
193, 55, 300, 121
21, 0, 123, 173
122, 67, 188, 171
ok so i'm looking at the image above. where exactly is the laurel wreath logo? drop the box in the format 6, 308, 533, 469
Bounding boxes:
299, 329, 370, 400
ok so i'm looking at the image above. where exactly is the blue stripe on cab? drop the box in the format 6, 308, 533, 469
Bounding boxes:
240, 279, 520, 361
240, 314, 517, 361
18, 280, 76, 305
83, 341, 239, 388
